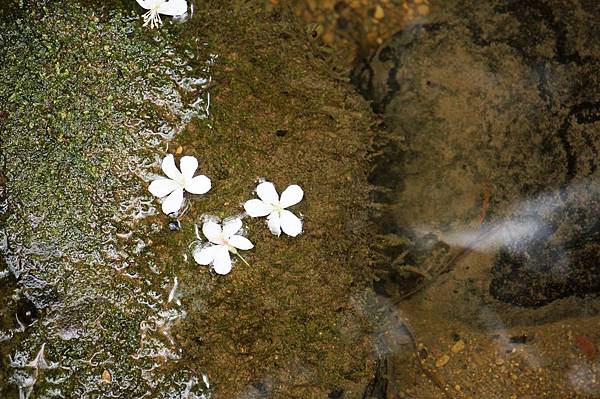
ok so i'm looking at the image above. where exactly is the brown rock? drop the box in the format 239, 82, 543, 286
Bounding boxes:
435, 354, 450, 368
102, 369, 112, 383
451, 340, 465, 353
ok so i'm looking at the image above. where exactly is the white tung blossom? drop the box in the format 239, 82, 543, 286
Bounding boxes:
244, 181, 304, 237
193, 219, 254, 275
136, 0, 188, 29
148, 154, 211, 215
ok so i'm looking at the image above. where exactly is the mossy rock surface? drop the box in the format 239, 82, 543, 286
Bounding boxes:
0, 1, 376, 398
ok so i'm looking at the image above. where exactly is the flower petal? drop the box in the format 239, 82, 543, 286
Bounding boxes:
256, 181, 279, 205
223, 219, 242, 238
193, 245, 217, 265
180, 155, 198, 180
229, 235, 254, 250
280, 185, 304, 208
280, 210, 302, 237
202, 221, 222, 243
185, 175, 211, 194
161, 154, 182, 181
161, 188, 184, 215
158, 0, 188, 16
213, 246, 232, 275
243, 199, 272, 217
267, 213, 281, 236
148, 178, 178, 198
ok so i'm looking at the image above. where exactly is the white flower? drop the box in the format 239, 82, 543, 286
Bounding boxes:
148, 154, 211, 215
136, 0, 188, 29
193, 219, 254, 275
243, 181, 304, 237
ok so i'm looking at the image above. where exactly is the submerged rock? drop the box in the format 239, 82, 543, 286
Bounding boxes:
357, 0, 600, 307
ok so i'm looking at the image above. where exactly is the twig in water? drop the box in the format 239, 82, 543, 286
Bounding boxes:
401, 320, 454, 399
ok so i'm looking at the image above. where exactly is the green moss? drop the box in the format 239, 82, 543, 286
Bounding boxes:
0, 2, 212, 397
164, 2, 376, 397
1, 1, 375, 398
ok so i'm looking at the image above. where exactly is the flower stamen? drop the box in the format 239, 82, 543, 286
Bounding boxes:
142, 7, 163, 29
235, 253, 251, 267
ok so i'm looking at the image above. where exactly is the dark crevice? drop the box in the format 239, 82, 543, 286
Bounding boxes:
350, 60, 375, 109
558, 101, 600, 187
361, 359, 388, 399
495, 0, 593, 66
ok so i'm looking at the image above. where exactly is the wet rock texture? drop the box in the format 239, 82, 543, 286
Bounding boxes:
0, 2, 212, 397
357, 0, 600, 307
0, 1, 377, 398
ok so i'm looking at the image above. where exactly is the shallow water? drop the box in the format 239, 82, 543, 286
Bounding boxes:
359, 0, 600, 397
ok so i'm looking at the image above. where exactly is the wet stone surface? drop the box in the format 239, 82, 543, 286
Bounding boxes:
0, 1, 379, 398
356, 0, 600, 307
0, 2, 211, 397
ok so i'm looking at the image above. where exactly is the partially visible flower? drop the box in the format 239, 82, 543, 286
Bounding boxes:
136, 0, 188, 29
148, 154, 211, 215
243, 181, 304, 237
193, 219, 254, 275
27, 343, 51, 370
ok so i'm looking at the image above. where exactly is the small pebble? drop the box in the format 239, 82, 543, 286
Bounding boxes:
322, 31, 335, 44
495, 358, 505, 366
374, 5, 385, 20
435, 354, 450, 368
175, 146, 183, 154
168, 220, 181, 231
451, 339, 465, 353
102, 369, 112, 383
575, 335, 597, 359
417, 4, 429, 15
